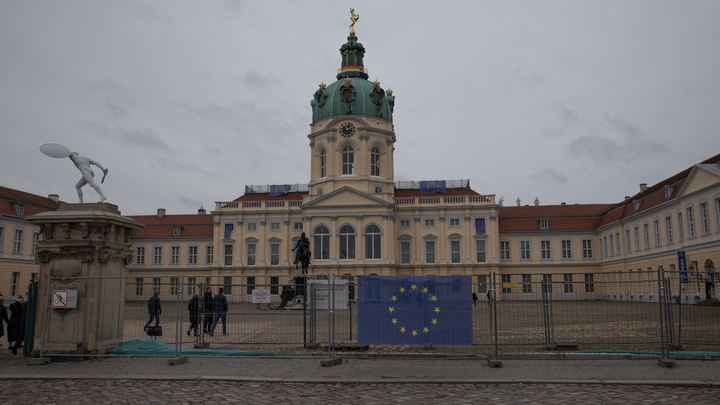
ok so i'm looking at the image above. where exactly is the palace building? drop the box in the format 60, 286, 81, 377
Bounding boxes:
2, 23, 719, 304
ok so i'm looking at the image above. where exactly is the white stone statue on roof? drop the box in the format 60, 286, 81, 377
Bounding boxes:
516, 198, 521, 206
39, 143, 109, 203
534, 197, 540, 206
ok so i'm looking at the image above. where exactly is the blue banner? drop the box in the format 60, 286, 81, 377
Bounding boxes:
475, 218, 486, 234
678, 251, 688, 284
224, 223, 234, 239
419, 181, 446, 194
357, 276, 473, 345
269, 184, 292, 197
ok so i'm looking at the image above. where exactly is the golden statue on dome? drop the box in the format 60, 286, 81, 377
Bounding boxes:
349, 8, 359, 35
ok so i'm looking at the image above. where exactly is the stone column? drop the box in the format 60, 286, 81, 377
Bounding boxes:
27, 203, 144, 357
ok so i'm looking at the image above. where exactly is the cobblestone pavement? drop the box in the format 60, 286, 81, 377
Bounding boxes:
0, 380, 719, 404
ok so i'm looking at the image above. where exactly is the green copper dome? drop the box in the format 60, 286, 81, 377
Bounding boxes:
311, 34, 395, 123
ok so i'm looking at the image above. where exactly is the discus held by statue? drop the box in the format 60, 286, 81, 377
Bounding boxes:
40, 143, 71, 158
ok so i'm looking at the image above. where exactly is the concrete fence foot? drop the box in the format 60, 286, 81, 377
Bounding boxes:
657, 358, 676, 368
168, 357, 188, 366
28, 358, 51, 365
487, 358, 502, 368
321, 358, 343, 367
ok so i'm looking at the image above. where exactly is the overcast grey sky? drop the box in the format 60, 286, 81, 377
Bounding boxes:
2, 1, 719, 215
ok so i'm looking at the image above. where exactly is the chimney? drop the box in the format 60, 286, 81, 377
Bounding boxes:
561, 202, 566, 205
198, 206, 206, 215
639, 183, 647, 192
157, 208, 166, 218
624, 196, 631, 200
48, 194, 59, 203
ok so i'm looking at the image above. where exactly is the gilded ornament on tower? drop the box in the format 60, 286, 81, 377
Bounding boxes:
349, 8, 359, 35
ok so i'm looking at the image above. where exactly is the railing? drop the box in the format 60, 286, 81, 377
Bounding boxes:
394, 195, 493, 206
220, 202, 238, 209
394, 179, 470, 189
242, 202, 261, 208
245, 184, 309, 194
395, 198, 415, 205
337, 66, 369, 76
289, 201, 303, 207
469, 196, 491, 203
445, 196, 465, 203
266, 201, 285, 208
419, 197, 441, 204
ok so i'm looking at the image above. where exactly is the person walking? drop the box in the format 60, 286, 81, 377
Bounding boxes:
202, 287, 213, 334
7, 298, 23, 351
209, 287, 228, 336
472, 292, 478, 306
9, 299, 27, 355
187, 293, 200, 336
143, 291, 161, 332
487, 290, 493, 307
0, 298, 8, 348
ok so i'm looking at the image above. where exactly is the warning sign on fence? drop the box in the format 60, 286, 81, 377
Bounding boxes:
307, 280, 348, 310
252, 289, 271, 304
52, 290, 77, 308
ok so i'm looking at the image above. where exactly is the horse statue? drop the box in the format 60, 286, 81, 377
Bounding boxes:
292, 233, 312, 274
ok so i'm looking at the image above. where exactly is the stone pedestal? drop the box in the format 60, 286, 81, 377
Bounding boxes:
27, 203, 144, 356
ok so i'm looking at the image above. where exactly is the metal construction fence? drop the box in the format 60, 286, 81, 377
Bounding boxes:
33, 270, 720, 361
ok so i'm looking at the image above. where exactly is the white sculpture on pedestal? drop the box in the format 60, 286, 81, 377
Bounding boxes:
40, 143, 109, 203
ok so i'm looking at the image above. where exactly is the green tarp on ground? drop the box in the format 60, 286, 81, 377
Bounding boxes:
109, 338, 275, 357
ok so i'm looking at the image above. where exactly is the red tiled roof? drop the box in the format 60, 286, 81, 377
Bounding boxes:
394, 188, 480, 197
234, 192, 305, 202
0, 185, 62, 218
129, 214, 214, 226
132, 226, 213, 238
130, 214, 214, 239
499, 204, 614, 219
499, 217, 603, 232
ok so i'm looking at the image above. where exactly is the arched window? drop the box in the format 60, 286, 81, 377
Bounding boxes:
320, 149, 327, 178
314, 226, 330, 260
371, 147, 380, 176
365, 224, 381, 259
342, 146, 354, 175
339, 225, 356, 260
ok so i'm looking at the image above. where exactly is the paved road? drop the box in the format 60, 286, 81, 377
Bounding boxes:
0, 379, 719, 404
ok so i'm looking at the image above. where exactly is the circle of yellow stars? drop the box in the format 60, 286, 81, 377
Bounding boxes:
388, 283, 439, 338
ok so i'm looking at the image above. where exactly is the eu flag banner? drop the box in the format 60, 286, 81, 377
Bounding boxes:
475, 218, 486, 234
224, 223, 234, 239
419, 181, 446, 194
357, 276, 473, 345
269, 184, 291, 197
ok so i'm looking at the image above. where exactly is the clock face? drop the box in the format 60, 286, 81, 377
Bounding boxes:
339, 121, 356, 138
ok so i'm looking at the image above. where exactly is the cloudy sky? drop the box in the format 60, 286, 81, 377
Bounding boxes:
2, 1, 719, 215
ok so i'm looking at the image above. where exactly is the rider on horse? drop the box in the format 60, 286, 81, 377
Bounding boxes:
292, 232, 312, 273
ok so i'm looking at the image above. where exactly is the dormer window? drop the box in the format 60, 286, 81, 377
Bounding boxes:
13, 203, 24, 216
173, 227, 182, 236
633, 200, 642, 212
664, 186, 675, 200
539, 219, 549, 229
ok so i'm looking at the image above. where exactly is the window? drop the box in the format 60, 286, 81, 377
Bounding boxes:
342, 145, 354, 175
10, 272, 19, 296
365, 225, 382, 259
247, 276, 256, 295
270, 243, 280, 265
171, 246, 180, 264
603, 236, 608, 257
424, 219, 436, 228
665, 216, 673, 244
246, 243, 256, 266
582, 239, 593, 259
500, 241, 510, 260
449, 218, 461, 228
314, 226, 330, 260
625, 229, 631, 253
269, 222, 281, 232
543, 274, 553, 293
271, 276, 279, 295
187, 278, 196, 296
561, 240, 572, 259
339, 225, 356, 260
425, 240, 435, 264
643, 223, 650, 248
477, 275, 487, 294
539, 219, 549, 229
170, 278, 179, 295
450, 240, 461, 264
520, 240, 531, 260
173, 227, 181, 236
475, 240, 486, 263
399, 219, 411, 229
522, 274, 532, 294
585, 273, 595, 293
373, 185, 383, 194
153, 246, 162, 264
135, 278, 143, 296
502, 274, 512, 294
678, 212, 684, 241
716, 198, 720, 232
247, 222, 258, 232
320, 149, 327, 178
294, 222, 303, 231
12, 229, 23, 254
616, 231, 621, 255
400, 241, 411, 264
563, 274, 573, 293
608, 234, 614, 256
0, 227, 4, 252
541, 240, 551, 259
687, 206, 696, 237
136, 247, 145, 264
700, 202, 710, 234
316, 187, 323, 196
654, 220, 661, 246
224, 244, 234, 266
153, 278, 161, 294
370, 147, 380, 176
32, 231, 41, 255
206, 246, 214, 264
188, 246, 198, 264
223, 277, 233, 295
634, 226, 640, 251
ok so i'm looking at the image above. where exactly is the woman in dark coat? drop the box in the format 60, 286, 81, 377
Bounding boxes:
7, 299, 23, 348
187, 293, 201, 336
0, 298, 8, 347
